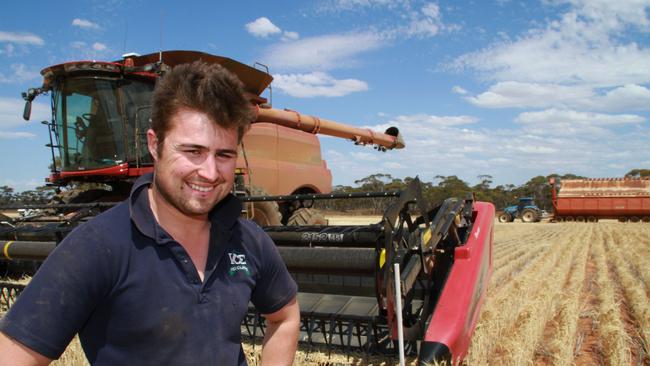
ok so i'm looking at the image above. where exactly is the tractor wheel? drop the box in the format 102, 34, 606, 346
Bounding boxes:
521, 209, 539, 223
497, 212, 511, 223
246, 187, 282, 226
286, 207, 328, 226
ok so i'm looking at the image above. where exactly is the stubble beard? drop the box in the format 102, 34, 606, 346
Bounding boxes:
152, 173, 221, 217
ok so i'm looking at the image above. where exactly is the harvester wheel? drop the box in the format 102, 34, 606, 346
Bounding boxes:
246, 187, 282, 226
497, 212, 511, 223
521, 209, 538, 223
286, 207, 328, 226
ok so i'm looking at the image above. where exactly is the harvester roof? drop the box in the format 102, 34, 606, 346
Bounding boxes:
39, 50, 273, 98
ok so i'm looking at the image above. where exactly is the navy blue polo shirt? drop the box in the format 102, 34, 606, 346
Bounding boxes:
0, 173, 297, 365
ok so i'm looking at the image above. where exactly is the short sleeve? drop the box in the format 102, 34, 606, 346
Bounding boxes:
249, 229, 297, 315
0, 223, 112, 359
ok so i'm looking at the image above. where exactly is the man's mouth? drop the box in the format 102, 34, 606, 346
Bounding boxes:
188, 183, 214, 192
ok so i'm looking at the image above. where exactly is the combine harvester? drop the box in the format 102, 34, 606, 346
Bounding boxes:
549, 177, 650, 222
1, 51, 495, 364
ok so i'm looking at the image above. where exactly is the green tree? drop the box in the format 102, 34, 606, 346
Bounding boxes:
625, 169, 650, 178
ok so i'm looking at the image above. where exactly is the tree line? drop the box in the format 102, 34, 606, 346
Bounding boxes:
316, 169, 650, 214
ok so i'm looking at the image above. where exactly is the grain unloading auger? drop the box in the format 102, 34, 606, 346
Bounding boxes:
2, 180, 495, 364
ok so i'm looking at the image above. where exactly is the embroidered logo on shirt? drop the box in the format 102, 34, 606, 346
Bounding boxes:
227, 252, 250, 276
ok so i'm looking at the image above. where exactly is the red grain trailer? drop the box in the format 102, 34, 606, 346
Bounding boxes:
549, 177, 650, 222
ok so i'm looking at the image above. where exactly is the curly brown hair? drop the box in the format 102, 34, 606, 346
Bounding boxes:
151, 60, 254, 148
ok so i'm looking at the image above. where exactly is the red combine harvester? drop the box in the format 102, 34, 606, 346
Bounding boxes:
1, 51, 495, 364
549, 177, 650, 222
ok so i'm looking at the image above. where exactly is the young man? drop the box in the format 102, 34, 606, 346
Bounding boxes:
0, 61, 299, 365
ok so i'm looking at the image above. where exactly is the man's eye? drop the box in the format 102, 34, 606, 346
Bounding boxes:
217, 152, 236, 159
185, 150, 201, 155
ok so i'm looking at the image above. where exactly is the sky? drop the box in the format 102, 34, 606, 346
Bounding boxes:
1, 0, 649, 192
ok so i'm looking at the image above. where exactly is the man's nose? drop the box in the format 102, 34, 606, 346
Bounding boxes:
197, 155, 220, 182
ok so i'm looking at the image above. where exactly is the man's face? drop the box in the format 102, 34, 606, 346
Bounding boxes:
147, 108, 239, 218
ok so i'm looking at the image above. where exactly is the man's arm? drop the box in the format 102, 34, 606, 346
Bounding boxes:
261, 296, 300, 366
0, 331, 51, 366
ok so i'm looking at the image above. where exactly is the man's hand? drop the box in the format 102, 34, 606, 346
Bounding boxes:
261, 297, 300, 366
0, 331, 51, 366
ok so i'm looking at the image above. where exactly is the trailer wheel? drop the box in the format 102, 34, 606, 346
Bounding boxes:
618, 217, 628, 223
630, 216, 640, 223
497, 212, 511, 223
576, 216, 585, 222
565, 216, 574, 222
587, 216, 598, 222
521, 209, 538, 223
286, 207, 328, 226
246, 187, 282, 226
642, 217, 650, 223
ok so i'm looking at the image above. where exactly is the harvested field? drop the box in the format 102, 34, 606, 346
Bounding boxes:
3, 221, 650, 365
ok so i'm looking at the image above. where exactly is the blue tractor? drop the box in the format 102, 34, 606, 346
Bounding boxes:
498, 197, 543, 223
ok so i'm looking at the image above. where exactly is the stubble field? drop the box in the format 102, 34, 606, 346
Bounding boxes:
4, 220, 649, 365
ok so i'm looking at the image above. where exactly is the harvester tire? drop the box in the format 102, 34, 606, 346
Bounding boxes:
246, 187, 282, 226
497, 212, 511, 223
286, 208, 328, 226
521, 209, 538, 223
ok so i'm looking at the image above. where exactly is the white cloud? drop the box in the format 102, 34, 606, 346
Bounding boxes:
0, 31, 44, 46
263, 32, 384, 70
402, 2, 450, 38
0, 131, 36, 139
350, 152, 380, 161
72, 18, 100, 30
452, 86, 467, 95
281, 31, 300, 42
466, 81, 593, 109
516, 108, 644, 125
92, 42, 107, 51
273, 72, 368, 97
391, 113, 477, 127
326, 0, 400, 11
0, 64, 40, 84
515, 108, 644, 137
451, 3, 650, 87
245, 17, 281, 38
466, 82, 650, 112
71, 41, 86, 49
384, 162, 405, 169
0, 98, 50, 128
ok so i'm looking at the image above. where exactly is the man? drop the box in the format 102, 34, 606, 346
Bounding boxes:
0, 61, 300, 365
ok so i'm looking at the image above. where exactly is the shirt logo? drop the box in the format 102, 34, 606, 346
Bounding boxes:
227, 252, 250, 276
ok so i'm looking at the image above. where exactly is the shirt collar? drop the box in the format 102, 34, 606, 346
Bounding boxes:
129, 173, 242, 244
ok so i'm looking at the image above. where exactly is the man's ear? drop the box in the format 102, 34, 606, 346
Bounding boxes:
146, 129, 159, 161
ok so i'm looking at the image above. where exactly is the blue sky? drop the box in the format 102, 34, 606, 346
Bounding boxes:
1, 0, 649, 192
